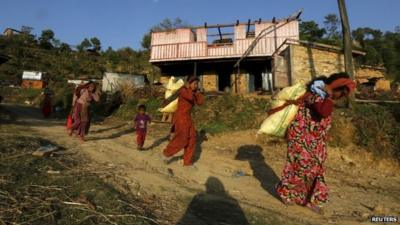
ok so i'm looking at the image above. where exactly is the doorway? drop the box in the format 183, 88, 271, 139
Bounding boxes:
218, 70, 231, 92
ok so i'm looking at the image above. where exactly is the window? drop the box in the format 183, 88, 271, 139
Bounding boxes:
207, 26, 234, 46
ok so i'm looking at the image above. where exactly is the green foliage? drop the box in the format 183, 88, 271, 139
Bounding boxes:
0, 87, 42, 105
199, 121, 230, 134
299, 21, 326, 42
114, 97, 161, 120
352, 104, 400, 160
77, 38, 92, 52
39, 29, 55, 49
141, 17, 187, 50
90, 37, 101, 51
193, 95, 270, 134
300, 18, 400, 81
323, 14, 341, 44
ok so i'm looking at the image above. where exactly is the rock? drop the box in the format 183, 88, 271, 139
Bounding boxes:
47, 170, 60, 174
373, 204, 390, 214
340, 154, 354, 164
361, 212, 370, 219
32, 144, 59, 157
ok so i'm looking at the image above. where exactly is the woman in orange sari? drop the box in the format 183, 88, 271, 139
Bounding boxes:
163, 76, 204, 166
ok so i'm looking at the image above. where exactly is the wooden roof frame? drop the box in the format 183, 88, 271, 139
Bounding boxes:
272, 38, 366, 56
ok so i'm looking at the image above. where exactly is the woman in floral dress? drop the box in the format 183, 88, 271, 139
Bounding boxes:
276, 73, 356, 213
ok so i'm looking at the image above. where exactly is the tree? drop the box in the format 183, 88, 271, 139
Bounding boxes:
324, 14, 341, 42
90, 37, 101, 52
59, 43, 72, 52
20, 26, 33, 35
299, 21, 326, 42
141, 17, 187, 50
39, 29, 55, 49
77, 38, 92, 52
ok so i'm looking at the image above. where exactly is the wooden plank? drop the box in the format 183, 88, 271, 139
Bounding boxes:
355, 99, 400, 104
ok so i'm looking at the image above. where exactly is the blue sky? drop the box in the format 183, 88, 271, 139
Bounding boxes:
1, 0, 399, 50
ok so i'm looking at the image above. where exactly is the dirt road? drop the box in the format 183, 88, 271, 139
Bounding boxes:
4, 104, 400, 225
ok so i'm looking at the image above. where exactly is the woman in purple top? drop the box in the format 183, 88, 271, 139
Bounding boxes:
134, 104, 151, 150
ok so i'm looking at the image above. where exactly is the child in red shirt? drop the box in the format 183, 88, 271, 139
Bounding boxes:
134, 105, 151, 150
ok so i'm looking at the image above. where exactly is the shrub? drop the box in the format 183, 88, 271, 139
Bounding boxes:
193, 95, 270, 134
352, 104, 400, 160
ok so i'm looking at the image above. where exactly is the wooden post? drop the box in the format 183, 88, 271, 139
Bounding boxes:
194, 61, 197, 76
338, 0, 354, 107
236, 65, 240, 94
273, 18, 278, 52
338, 0, 353, 78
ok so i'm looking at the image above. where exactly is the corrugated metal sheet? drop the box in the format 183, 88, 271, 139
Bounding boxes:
22, 71, 43, 80
102, 72, 145, 92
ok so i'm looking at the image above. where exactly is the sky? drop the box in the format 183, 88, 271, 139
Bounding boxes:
1, 0, 399, 50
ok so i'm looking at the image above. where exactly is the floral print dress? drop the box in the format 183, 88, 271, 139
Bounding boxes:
276, 94, 332, 207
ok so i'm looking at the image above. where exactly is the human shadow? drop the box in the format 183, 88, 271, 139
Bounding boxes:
193, 130, 207, 164
91, 123, 127, 134
235, 145, 280, 200
87, 127, 135, 141
177, 176, 249, 225
144, 135, 170, 150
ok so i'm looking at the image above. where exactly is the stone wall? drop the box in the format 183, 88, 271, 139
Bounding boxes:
201, 73, 218, 92
159, 70, 251, 93
290, 44, 345, 84
355, 67, 385, 80
231, 73, 248, 94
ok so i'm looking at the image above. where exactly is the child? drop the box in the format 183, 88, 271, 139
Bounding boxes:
134, 104, 151, 150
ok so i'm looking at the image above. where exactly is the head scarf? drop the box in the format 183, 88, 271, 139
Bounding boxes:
330, 78, 356, 94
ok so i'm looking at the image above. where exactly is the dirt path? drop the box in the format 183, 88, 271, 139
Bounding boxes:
4, 104, 400, 225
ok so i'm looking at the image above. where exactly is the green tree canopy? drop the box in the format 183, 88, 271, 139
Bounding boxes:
299, 21, 326, 42
323, 14, 341, 42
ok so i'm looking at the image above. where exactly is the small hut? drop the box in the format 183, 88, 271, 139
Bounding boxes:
21, 71, 46, 89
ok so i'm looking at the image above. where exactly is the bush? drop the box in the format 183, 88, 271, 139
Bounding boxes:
193, 95, 270, 134
352, 104, 400, 160
113, 97, 161, 120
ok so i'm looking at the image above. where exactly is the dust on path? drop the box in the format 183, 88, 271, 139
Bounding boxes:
4, 104, 400, 225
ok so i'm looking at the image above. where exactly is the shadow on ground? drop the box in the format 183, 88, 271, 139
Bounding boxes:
177, 176, 249, 225
235, 145, 281, 200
